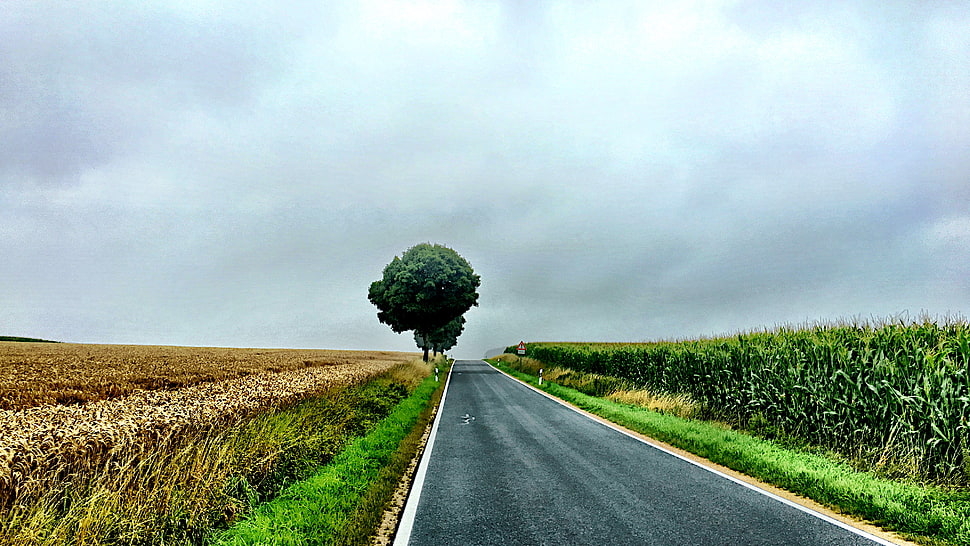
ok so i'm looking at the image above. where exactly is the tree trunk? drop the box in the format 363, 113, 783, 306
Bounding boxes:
417, 330, 430, 362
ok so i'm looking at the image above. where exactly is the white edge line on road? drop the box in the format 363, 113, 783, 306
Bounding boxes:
486, 361, 900, 546
392, 362, 455, 546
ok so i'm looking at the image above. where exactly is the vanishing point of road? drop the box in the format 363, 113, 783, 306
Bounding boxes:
394, 359, 899, 546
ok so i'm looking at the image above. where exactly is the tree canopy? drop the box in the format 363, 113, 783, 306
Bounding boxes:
368, 243, 480, 360
414, 315, 466, 356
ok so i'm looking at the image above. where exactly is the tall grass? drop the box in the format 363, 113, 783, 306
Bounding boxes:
212, 364, 445, 545
509, 317, 970, 484
1, 359, 434, 545
493, 354, 701, 419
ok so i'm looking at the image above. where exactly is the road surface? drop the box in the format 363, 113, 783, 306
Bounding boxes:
395, 360, 894, 545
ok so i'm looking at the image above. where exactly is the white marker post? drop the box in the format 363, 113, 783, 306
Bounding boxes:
539, 368, 543, 386
435, 367, 439, 381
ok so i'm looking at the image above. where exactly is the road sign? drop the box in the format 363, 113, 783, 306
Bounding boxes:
517, 341, 526, 355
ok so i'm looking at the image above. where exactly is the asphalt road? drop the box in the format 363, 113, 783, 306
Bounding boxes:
396, 360, 892, 546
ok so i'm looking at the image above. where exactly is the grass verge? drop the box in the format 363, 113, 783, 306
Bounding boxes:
489, 359, 970, 546
211, 360, 447, 545
2, 358, 433, 545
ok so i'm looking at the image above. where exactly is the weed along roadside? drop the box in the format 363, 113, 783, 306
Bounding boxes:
212, 357, 450, 546
0, 348, 447, 546
488, 348, 970, 546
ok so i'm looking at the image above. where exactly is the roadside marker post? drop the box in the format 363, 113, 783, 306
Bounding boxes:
435, 367, 439, 381
539, 369, 543, 386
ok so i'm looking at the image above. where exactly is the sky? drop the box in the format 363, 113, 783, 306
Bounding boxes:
2, 1, 969, 358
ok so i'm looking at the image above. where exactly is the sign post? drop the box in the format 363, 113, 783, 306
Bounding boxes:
516, 341, 526, 356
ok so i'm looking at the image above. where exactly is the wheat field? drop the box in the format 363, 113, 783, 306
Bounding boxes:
0, 342, 416, 509
0, 342, 413, 409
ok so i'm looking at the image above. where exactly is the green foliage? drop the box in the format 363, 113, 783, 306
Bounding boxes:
212, 373, 442, 546
368, 243, 480, 342
229, 379, 413, 507
494, 362, 970, 546
0, 366, 430, 545
508, 318, 970, 484
414, 315, 466, 354
494, 354, 637, 397
0, 336, 58, 343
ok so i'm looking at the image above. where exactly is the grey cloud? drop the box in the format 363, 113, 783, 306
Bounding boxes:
1, 2, 296, 186
2, 1, 968, 357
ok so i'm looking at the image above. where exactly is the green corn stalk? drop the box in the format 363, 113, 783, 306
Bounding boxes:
511, 318, 970, 484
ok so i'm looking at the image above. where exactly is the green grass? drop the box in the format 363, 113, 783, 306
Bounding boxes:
490, 360, 970, 546
1, 360, 437, 546
211, 366, 444, 545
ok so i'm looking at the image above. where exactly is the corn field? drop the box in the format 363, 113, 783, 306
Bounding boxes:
510, 319, 970, 483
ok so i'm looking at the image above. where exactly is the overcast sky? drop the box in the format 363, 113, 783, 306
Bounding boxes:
2, 1, 968, 357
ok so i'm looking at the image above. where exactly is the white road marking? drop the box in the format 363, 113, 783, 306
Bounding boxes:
392, 363, 455, 546
488, 361, 902, 546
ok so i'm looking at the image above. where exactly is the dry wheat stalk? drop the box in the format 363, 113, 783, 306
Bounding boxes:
0, 345, 415, 504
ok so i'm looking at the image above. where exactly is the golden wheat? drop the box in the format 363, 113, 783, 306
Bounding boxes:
0, 342, 416, 409
0, 343, 416, 506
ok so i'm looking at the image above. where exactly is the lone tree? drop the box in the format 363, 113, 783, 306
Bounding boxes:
414, 315, 466, 357
368, 243, 480, 361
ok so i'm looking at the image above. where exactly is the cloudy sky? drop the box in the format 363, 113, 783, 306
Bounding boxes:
2, 1, 968, 357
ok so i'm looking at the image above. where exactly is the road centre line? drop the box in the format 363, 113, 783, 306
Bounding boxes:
488, 361, 901, 546
392, 363, 454, 546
